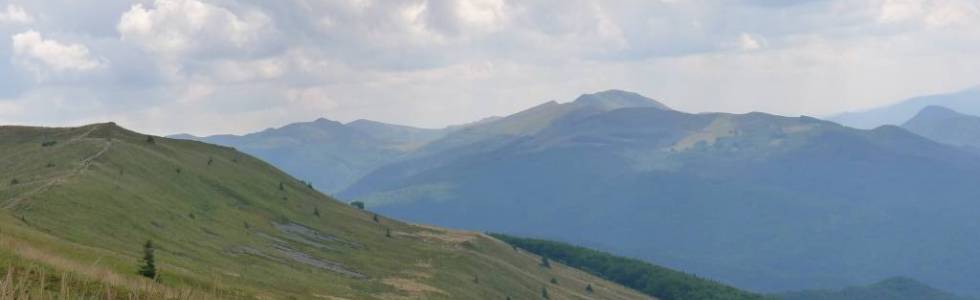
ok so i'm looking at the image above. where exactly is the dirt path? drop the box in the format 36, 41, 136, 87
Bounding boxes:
2, 125, 112, 209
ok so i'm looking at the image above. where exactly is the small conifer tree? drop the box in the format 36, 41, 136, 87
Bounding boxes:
138, 240, 157, 280
385, 228, 392, 238
585, 283, 594, 293
314, 207, 320, 217
373, 214, 380, 223
542, 287, 550, 299
540, 256, 551, 268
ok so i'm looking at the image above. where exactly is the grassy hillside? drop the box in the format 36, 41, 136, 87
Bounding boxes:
490, 234, 766, 300
0, 123, 649, 299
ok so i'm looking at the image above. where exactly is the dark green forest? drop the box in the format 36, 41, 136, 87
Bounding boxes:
490, 233, 768, 300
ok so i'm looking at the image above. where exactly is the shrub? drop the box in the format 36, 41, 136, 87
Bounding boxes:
145, 136, 155, 144
350, 201, 365, 210
41, 140, 57, 147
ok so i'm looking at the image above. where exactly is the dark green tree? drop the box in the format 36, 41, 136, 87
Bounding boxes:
314, 207, 320, 217
145, 136, 155, 144
586, 283, 593, 293
540, 256, 551, 268
279, 182, 285, 191
550, 277, 558, 284
138, 240, 157, 280
351, 201, 365, 210
385, 228, 392, 238
541, 287, 550, 299
373, 214, 380, 223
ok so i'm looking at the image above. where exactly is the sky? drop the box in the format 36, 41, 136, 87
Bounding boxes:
1, 0, 979, 135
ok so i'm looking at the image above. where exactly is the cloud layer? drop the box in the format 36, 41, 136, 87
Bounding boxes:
1, 0, 979, 135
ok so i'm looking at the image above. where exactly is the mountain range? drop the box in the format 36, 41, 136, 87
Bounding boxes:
169, 89, 980, 297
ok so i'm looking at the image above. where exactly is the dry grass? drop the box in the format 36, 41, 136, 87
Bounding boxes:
0, 232, 220, 300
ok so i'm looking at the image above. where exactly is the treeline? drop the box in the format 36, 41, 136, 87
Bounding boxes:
489, 233, 768, 300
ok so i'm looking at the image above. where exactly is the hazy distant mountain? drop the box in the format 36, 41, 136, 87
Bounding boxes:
342, 91, 980, 296
777, 277, 972, 300
171, 118, 448, 193
829, 86, 980, 129
342, 89, 673, 197
902, 106, 980, 149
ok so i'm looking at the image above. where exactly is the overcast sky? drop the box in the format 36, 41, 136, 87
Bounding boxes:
1, 0, 979, 135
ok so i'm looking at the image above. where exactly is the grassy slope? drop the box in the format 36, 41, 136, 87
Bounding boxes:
0, 123, 649, 300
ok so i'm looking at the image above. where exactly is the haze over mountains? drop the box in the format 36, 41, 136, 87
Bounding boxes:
168, 88, 980, 298
171, 118, 450, 193
830, 86, 980, 129
778, 277, 972, 300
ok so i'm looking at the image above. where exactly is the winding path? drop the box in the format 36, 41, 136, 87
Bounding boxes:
2, 125, 112, 209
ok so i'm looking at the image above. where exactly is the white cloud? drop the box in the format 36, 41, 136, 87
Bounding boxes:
0, 4, 32, 24
877, 0, 980, 28
735, 33, 763, 51
117, 0, 273, 58
11, 30, 104, 76
2, 0, 980, 136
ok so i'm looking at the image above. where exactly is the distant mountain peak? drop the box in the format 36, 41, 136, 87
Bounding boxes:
572, 89, 671, 111
312, 117, 343, 125
902, 105, 980, 148
915, 105, 961, 119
